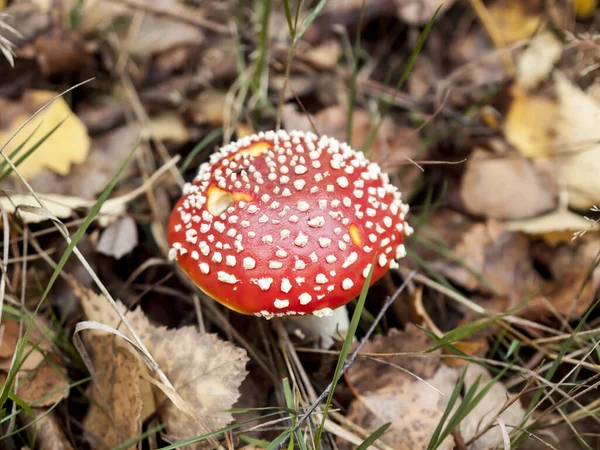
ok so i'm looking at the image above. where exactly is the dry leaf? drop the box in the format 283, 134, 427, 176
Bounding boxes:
77, 285, 249, 442
459, 365, 526, 450
488, 0, 542, 45
345, 328, 525, 450
83, 335, 144, 450
0, 319, 51, 372
149, 112, 190, 144
124, 309, 249, 440
20, 409, 75, 450
347, 366, 458, 450
504, 86, 557, 158
507, 209, 598, 244
574, 0, 597, 20
555, 72, 600, 209
0, 193, 126, 224
516, 32, 562, 90
96, 216, 138, 259
0, 90, 90, 179
14, 361, 69, 407
460, 148, 557, 219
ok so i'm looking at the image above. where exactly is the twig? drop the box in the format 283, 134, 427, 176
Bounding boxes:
282, 271, 416, 445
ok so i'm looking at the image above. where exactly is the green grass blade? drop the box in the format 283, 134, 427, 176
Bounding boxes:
295, 0, 327, 41
356, 422, 391, 450
240, 436, 270, 447
428, 366, 467, 450
314, 254, 378, 446
282, 0, 295, 38
0, 140, 139, 412
0, 122, 42, 174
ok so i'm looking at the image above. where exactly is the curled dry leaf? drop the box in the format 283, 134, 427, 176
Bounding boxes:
77, 284, 249, 443
460, 148, 557, 219
0, 90, 90, 179
83, 334, 144, 450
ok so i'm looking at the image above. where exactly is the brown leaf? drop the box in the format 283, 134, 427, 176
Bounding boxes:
20, 409, 75, 450
77, 285, 249, 441
345, 364, 458, 450
124, 309, 249, 440
83, 335, 143, 450
460, 148, 557, 220
460, 365, 526, 450
346, 325, 441, 395
16, 361, 69, 407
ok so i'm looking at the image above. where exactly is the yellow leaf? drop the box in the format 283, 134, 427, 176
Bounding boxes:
574, 0, 597, 20
504, 85, 557, 158
0, 91, 90, 179
488, 0, 542, 45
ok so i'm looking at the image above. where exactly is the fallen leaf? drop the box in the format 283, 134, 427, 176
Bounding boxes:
77, 285, 249, 442
574, 0, 597, 20
507, 208, 598, 244
0, 319, 51, 372
13, 361, 69, 407
554, 72, 600, 209
504, 86, 557, 158
0, 90, 90, 179
20, 409, 75, 450
96, 216, 138, 259
344, 327, 525, 450
516, 31, 562, 90
459, 365, 526, 450
83, 334, 144, 450
488, 0, 543, 45
124, 310, 249, 440
149, 112, 190, 144
0, 192, 126, 224
460, 148, 557, 219
346, 366, 458, 450
188, 90, 228, 126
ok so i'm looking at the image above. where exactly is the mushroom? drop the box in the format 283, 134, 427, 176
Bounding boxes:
168, 130, 412, 318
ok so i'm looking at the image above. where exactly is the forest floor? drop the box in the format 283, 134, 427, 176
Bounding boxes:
1, 0, 600, 449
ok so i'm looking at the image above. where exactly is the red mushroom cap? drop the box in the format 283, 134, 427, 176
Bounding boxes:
168, 130, 412, 318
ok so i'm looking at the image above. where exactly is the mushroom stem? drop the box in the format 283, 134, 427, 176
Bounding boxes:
285, 305, 351, 349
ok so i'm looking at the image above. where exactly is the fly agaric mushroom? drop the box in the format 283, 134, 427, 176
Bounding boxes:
168, 130, 412, 318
